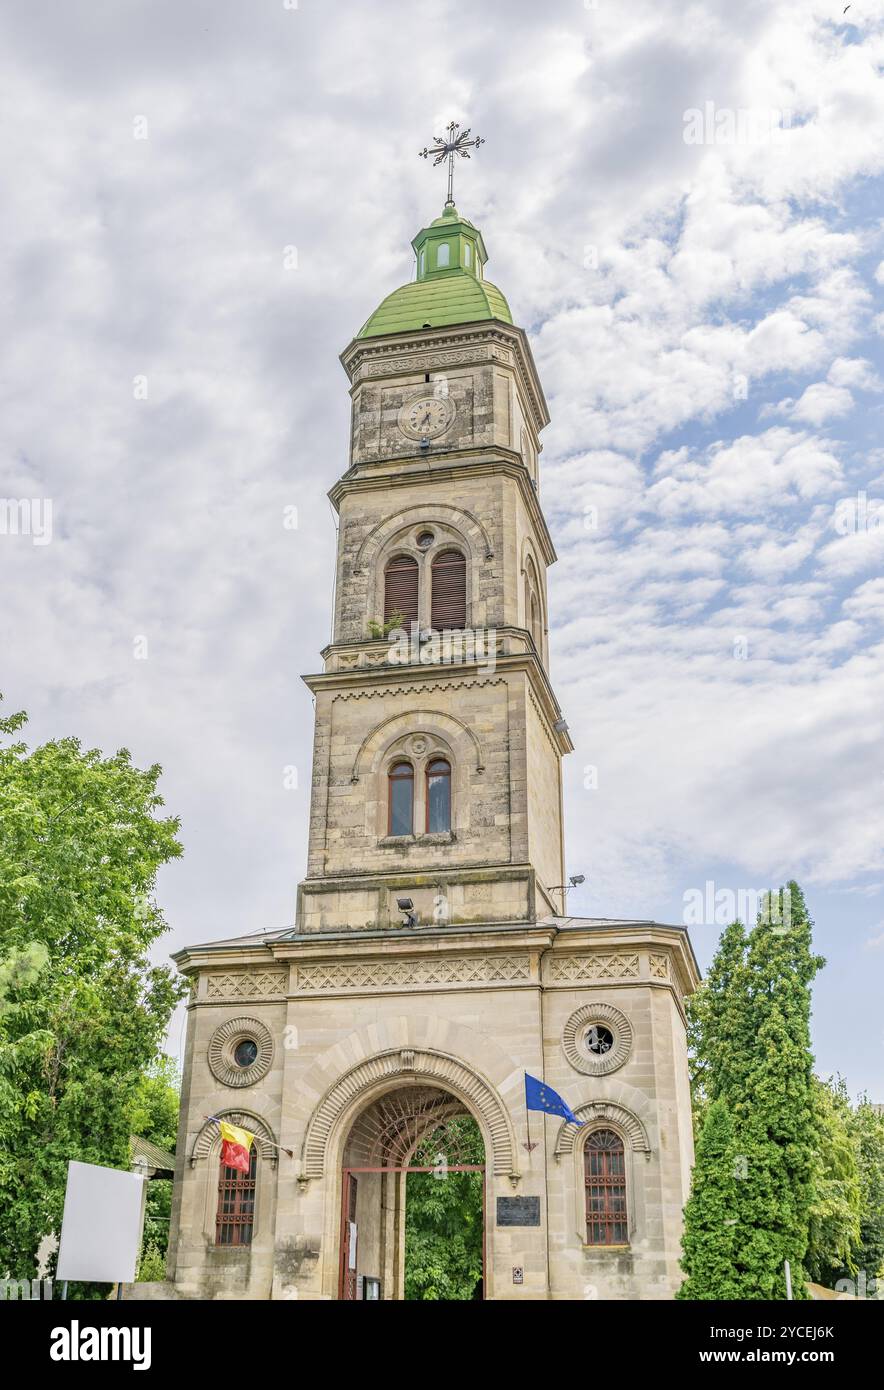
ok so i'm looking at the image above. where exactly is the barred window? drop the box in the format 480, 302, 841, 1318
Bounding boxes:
584, 1129, 627, 1246
216, 1146, 257, 1247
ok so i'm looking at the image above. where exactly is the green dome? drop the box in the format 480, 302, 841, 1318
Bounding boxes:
357, 204, 513, 339
358, 274, 512, 338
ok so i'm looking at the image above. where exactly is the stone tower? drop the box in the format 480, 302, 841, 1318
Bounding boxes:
299, 200, 569, 935
161, 203, 700, 1303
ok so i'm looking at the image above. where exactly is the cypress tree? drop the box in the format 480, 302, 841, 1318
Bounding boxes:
677, 1098, 742, 1299
680, 882, 823, 1299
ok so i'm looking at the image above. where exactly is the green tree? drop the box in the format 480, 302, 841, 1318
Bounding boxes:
680, 883, 824, 1299
806, 1076, 861, 1286
851, 1096, 884, 1286
687, 918, 748, 1133
677, 1098, 743, 1299
130, 1056, 180, 1278
404, 1116, 484, 1300
0, 700, 184, 1283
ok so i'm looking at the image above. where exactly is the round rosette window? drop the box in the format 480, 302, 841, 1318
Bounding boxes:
562, 1003, 632, 1076
208, 1016, 274, 1088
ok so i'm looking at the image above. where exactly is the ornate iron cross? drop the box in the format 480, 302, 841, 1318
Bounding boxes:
419, 122, 485, 207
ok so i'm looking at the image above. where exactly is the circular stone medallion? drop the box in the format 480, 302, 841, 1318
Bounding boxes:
208, 1016, 274, 1088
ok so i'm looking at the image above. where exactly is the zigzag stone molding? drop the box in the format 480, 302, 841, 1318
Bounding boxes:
205, 971, 288, 1000
301, 1047, 519, 1181
333, 677, 506, 703
562, 1002, 633, 1077
548, 953, 640, 984
191, 1110, 279, 1168
296, 955, 531, 993
207, 1016, 274, 1089
554, 1101, 651, 1158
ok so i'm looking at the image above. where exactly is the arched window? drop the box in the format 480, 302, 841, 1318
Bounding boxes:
464, 241, 472, 267
426, 758, 451, 832
529, 592, 542, 650
384, 555, 419, 626
431, 549, 466, 630
436, 242, 450, 269
216, 1145, 257, 1247
388, 761, 414, 836
584, 1129, 627, 1246
525, 557, 543, 652
419, 249, 426, 276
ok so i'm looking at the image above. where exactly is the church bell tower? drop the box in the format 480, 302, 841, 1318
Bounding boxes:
296, 196, 572, 934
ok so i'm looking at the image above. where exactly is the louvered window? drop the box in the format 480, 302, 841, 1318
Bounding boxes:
384, 556, 419, 625
216, 1147, 257, 1247
584, 1129, 627, 1246
431, 549, 466, 630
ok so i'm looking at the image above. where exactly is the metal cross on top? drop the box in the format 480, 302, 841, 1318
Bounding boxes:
419, 122, 485, 207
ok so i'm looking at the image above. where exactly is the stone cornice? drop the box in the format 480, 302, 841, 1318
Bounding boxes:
339, 320, 550, 434
300, 650, 574, 755
328, 451, 557, 568
171, 924, 700, 1016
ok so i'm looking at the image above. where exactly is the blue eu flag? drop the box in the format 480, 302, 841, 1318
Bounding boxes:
525, 1073, 584, 1125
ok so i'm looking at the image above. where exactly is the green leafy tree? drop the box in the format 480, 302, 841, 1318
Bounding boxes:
806, 1076, 861, 1286
0, 700, 184, 1284
851, 1096, 884, 1286
680, 883, 823, 1299
687, 918, 748, 1134
130, 1056, 180, 1278
404, 1117, 484, 1300
677, 1098, 743, 1299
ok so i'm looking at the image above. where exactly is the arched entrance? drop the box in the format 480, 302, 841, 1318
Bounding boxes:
338, 1084, 486, 1301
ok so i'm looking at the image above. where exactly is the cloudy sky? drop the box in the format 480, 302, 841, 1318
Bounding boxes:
2, 0, 883, 1095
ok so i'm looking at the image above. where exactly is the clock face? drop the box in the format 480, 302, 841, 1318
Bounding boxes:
398, 395, 455, 441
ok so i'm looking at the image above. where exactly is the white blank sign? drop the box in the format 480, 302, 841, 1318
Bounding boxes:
56, 1161, 146, 1283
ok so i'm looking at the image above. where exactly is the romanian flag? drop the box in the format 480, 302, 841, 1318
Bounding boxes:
219, 1120, 254, 1174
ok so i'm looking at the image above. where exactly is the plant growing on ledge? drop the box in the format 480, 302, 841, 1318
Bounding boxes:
368, 611, 406, 639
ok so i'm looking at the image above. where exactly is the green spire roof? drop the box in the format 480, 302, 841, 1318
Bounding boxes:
357, 204, 512, 339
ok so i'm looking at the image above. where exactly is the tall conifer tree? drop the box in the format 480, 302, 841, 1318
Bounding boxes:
680, 882, 823, 1298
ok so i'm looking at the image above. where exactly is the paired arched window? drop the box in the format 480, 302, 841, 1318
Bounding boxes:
384, 556, 419, 625
388, 761, 414, 836
426, 758, 451, 832
584, 1129, 627, 1246
387, 756, 451, 835
216, 1146, 257, 1247
431, 549, 467, 630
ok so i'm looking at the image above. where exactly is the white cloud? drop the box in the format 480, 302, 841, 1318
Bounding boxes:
648, 429, 843, 517
843, 578, 884, 624
775, 381, 854, 426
